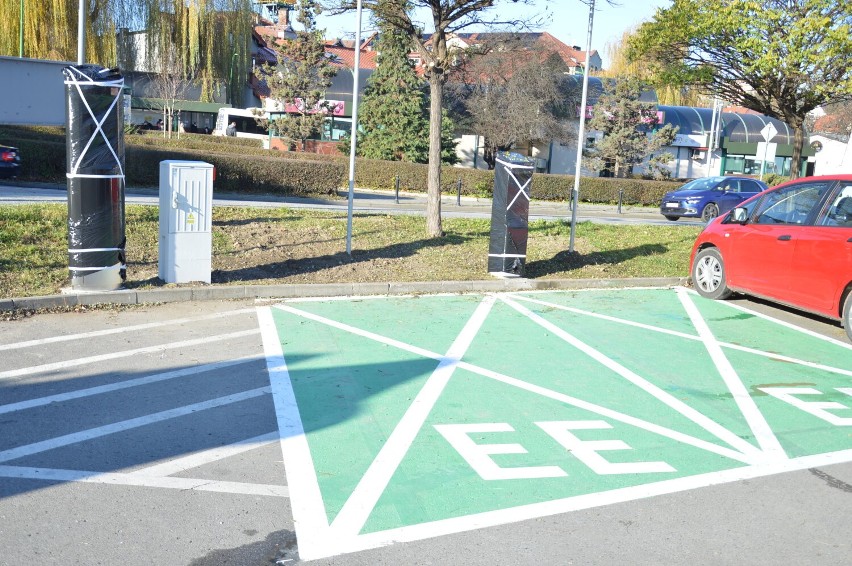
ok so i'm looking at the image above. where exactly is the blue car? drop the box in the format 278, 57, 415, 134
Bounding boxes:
660, 176, 768, 222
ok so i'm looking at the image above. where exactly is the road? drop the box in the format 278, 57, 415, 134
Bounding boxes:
0, 182, 705, 227
1, 288, 851, 565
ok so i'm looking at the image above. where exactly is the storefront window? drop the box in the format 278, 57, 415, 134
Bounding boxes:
725, 155, 745, 174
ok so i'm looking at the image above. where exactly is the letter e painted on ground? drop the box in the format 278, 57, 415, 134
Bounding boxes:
759, 387, 852, 426
434, 423, 567, 480
536, 420, 676, 475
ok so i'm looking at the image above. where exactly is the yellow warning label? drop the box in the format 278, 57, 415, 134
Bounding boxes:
187, 213, 196, 225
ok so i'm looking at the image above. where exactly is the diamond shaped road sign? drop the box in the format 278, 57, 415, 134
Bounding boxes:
761, 122, 778, 142
257, 288, 852, 560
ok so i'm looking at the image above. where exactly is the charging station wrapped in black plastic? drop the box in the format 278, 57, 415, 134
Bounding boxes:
63, 64, 126, 290
488, 152, 534, 277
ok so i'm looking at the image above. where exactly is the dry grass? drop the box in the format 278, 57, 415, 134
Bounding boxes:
0, 204, 702, 298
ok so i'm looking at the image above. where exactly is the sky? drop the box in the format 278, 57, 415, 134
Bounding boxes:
315, 0, 673, 68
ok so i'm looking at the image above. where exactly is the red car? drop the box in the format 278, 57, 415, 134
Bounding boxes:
690, 175, 852, 341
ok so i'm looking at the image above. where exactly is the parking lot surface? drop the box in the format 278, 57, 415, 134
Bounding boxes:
1, 287, 851, 565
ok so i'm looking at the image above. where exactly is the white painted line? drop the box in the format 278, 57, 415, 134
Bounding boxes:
499, 295, 764, 459
0, 356, 259, 416
131, 432, 279, 477
677, 288, 787, 460
329, 295, 498, 538
684, 287, 852, 351
269, 296, 754, 463
511, 292, 852, 378
325, 447, 852, 560
273, 304, 441, 361
0, 308, 256, 352
510, 293, 701, 340
455, 361, 754, 464
0, 329, 259, 381
257, 306, 335, 560
0, 386, 270, 463
0, 465, 289, 497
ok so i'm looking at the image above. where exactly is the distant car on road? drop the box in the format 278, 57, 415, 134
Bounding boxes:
661, 176, 768, 222
690, 174, 852, 341
0, 144, 21, 179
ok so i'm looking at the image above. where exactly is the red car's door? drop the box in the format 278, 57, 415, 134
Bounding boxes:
787, 183, 852, 317
727, 181, 834, 301
724, 224, 797, 298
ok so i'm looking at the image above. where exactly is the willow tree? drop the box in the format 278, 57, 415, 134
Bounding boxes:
0, 0, 254, 105
599, 30, 706, 108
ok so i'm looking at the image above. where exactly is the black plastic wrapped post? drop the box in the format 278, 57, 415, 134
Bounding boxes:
63, 65, 126, 290
488, 152, 534, 277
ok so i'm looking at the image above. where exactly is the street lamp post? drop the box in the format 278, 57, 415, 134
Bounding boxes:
568, 0, 595, 254
19, 0, 24, 57
345, 0, 363, 256
77, 0, 86, 64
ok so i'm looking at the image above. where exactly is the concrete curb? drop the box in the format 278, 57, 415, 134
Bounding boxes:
0, 277, 689, 311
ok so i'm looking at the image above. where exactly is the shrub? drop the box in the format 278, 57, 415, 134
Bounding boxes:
0, 125, 682, 204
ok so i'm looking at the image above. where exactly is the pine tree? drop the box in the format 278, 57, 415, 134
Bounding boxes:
358, 25, 428, 161
586, 78, 677, 178
357, 20, 456, 164
254, 0, 337, 150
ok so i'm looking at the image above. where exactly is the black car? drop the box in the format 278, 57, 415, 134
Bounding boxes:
0, 145, 21, 179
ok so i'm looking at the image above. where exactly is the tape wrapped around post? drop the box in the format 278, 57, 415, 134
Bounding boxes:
63, 64, 126, 290
488, 152, 534, 278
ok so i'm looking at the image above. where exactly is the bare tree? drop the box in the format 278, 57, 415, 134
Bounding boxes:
148, 44, 187, 139
325, 0, 546, 237
450, 36, 580, 168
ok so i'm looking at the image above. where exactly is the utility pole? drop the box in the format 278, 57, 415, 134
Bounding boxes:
568, 0, 595, 253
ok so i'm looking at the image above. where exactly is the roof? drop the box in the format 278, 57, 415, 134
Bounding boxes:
658, 105, 797, 145
422, 31, 599, 68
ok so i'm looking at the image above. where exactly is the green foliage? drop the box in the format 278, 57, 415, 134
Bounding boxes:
0, 1, 255, 106
762, 173, 791, 188
628, 0, 852, 178
5, 125, 681, 205
586, 78, 678, 178
253, 0, 337, 149
358, 21, 431, 162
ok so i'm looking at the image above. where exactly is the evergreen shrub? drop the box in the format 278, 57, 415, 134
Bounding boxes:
2, 125, 681, 204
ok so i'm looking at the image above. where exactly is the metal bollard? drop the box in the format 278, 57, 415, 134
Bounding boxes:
395, 174, 400, 204
457, 178, 462, 206
618, 189, 624, 214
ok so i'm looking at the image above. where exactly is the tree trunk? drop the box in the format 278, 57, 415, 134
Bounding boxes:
790, 121, 804, 179
426, 76, 443, 237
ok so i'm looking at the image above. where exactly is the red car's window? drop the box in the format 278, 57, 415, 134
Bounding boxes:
753, 182, 832, 225
817, 184, 852, 227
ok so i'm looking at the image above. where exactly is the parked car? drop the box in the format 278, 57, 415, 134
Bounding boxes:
690, 175, 852, 341
661, 176, 768, 222
0, 144, 21, 179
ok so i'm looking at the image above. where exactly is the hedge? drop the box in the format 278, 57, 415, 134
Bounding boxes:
2, 125, 683, 204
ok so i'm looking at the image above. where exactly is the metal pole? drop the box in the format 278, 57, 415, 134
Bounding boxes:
617, 189, 623, 214
77, 0, 85, 64
345, 0, 363, 256
19, 0, 23, 57
457, 178, 462, 206
568, 0, 595, 253
706, 98, 718, 174
395, 174, 400, 204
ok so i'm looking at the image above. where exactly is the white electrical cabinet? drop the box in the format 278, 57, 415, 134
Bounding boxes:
158, 160, 214, 284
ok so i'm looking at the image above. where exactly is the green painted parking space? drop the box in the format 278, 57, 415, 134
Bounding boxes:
257, 288, 852, 560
